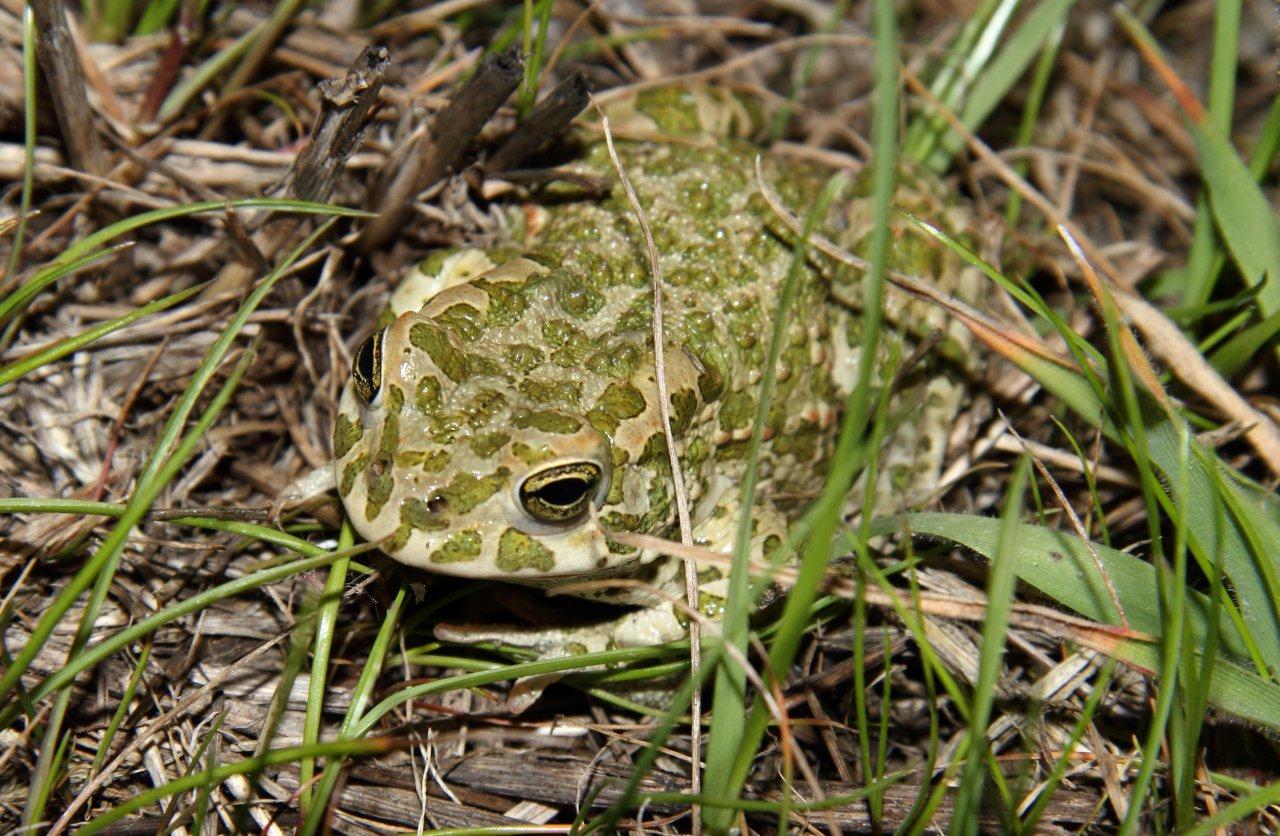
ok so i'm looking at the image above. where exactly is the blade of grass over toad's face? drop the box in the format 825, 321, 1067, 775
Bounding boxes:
0, 221, 336, 711
713, 1, 900, 822
700, 171, 847, 823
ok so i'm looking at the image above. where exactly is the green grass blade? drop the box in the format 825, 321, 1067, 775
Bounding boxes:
868, 513, 1250, 662
23, 335, 259, 829
927, 0, 1077, 171
0, 221, 337, 711
133, 0, 181, 35
156, 25, 262, 122
0, 282, 205, 387
1195, 123, 1280, 317
1207, 307, 1280, 376
89, 643, 151, 778
869, 512, 1280, 733
51, 198, 367, 270
301, 583, 406, 835
952, 458, 1030, 833
298, 523, 353, 815
75, 738, 397, 836
0, 497, 337, 558
0, 244, 133, 326
700, 171, 847, 822
0, 548, 351, 730
902, 0, 1009, 161
716, 0, 900, 821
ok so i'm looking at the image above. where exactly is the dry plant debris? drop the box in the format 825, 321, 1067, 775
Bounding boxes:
1, 0, 1278, 832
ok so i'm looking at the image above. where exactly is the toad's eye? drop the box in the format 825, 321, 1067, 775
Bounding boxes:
351, 329, 385, 405
519, 462, 602, 524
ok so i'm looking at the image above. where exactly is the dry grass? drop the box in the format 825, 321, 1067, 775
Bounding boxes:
1, 0, 1278, 832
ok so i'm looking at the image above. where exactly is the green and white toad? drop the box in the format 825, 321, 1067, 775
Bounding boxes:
333, 87, 978, 674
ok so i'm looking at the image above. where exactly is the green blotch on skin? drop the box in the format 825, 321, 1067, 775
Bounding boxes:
695, 355, 725, 403
604, 445, 629, 505
638, 432, 669, 466
430, 530, 483, 564
440, 468, 510, 515
506, 344, 545, 372
719, 389, 755, 431
512, 441, 554, 465
601, 381, 647, 419
401, 497, 449, 531
669, 388, 697, 435
436, 303, 486, 341
470, 431, 511, 459
698, 591, 726, 620
477, 278, 528, 325
385, 524, 412, 553
513, 409, 582, 434
685, 436, 710, 467
556, 280, 605, 319
586, 341, 641, 379
599, 511, 640, 551
496, 528, 555, 572
339, 453, 366, 497
762, 534, 783, 559
332, 414, 362, 460
416, 375, 442, 412
384, 384, 405, 414
410, 322, 469, 382
365, 412, 400, 519
465, 390, 508, 428
518, 378, 582, 406
542, 319, 592, 366
587, 381, 647, 434
395, 449, 451, 471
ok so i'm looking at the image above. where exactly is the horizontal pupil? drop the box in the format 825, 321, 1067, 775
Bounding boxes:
535, 478, 591, 507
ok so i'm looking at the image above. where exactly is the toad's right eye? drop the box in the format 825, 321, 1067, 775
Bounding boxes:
351, 329, 385, 405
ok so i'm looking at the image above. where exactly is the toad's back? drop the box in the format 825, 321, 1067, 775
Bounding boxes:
334, 87, 972, 581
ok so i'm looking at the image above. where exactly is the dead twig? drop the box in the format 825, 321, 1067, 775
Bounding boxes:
204, 45, 390, 297
359, 49, 523, 252
484, 71, 592, 175
29, 0, 108, 179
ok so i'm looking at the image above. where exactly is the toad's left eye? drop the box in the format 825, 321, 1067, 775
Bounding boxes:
518, 462, 602, 524
351, 329, 385, 405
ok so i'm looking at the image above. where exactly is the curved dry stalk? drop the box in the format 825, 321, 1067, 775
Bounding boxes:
592, 101, 703, 827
